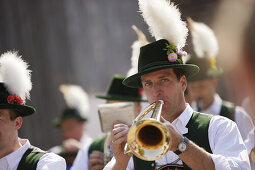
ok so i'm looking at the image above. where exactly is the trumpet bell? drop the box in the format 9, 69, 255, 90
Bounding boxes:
124, 100, 171, 161
127, 118, 171, 161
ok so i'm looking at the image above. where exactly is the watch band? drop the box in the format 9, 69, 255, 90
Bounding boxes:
174, 137, 189, 155
174, 148, 182, 155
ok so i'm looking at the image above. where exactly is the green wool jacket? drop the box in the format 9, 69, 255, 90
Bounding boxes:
133, 112, 213, 170
88, 135, 108, 155
17, 146, 46, 170
220, 101, 235, 121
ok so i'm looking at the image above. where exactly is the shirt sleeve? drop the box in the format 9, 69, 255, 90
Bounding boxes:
244, 127, 255, 153
209, 115, 250, 170
103, 156, 134, 170
234, 106, 254, 141
36, 152, 66, 170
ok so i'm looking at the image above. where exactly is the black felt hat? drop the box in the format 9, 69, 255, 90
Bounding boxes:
186, 18, 222, 82
123, 39, 199, 88
186, 56, 222, 81
54, 85, 89, 127
0, 52, 35, 117
0, 83, 35, 116
53, 108, 87, 127
96, 74, 146, 102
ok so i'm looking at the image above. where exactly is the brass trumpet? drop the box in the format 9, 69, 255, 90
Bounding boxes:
124, 100, 171, 161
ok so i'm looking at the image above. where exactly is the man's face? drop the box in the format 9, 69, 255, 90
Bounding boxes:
60, 119, 84, 141
0, 109, 22, 152
188, 78, 217, 109
141, 68, 186, 120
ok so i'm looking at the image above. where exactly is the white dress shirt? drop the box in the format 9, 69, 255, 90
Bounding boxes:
0, 139, 66, 170
192, 94, 254, 141
80, 135, 93, 147
242, 97, 255, 170
49, 134, 92, 154
70, 136, 93, 170
104, 104, 250, 170
245, 127, 255, 170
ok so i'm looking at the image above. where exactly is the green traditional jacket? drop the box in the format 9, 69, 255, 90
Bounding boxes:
219, 101, 235, 121
17, 146, 46, 170
88, 135, 108, 155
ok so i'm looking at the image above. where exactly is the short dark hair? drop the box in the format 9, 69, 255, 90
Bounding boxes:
173, 68, 185, 80
9, 110, 20, 121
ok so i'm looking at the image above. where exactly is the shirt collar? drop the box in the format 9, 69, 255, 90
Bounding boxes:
5, 139, 30, 169
202, 93, 222, 115
172, 104, 193, 134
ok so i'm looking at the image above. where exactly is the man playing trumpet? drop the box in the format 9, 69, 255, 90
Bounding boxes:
104, 0, 250, 169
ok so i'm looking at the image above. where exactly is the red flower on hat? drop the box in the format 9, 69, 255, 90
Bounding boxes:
7, 94, 24, 105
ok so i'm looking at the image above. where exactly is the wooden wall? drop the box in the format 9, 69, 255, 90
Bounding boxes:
0, 0, 223, 149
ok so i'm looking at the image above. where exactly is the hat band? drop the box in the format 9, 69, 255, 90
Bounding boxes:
139, 61, 173, 72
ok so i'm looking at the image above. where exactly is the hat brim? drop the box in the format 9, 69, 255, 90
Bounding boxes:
96, 95, 147, 102
0, 104, 35, 117
123, 64, 199, 88
53, 115, 88, 127
188, 68, 223, 82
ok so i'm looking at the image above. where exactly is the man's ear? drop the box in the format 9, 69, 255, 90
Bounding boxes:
180, 75, 187, 92
14, 116, 23, 130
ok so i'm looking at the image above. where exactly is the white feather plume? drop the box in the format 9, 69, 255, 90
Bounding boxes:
182, 54, 191, 64
138, 0, 188, 49
188, 18, 219, 58
127, 25, 149, 77
0, 51, 32, 102
60, 84, 90, 117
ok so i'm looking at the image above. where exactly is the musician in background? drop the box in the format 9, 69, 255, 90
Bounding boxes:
50, 85, 92, 170
71, 25, 149, 170
104, 0, 250, 169
71, 74, 146, 170
186, 19, 254, 142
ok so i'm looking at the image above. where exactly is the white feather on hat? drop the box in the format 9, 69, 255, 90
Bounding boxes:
138, 0, 188, 50
0, 51, 32, 103
127, 25, 149, 77
59, 84, 90, 117
182, 54, 191, 64
188, 18, 219, 59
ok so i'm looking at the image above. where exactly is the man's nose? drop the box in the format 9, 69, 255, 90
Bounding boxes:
152, 83, 162, 98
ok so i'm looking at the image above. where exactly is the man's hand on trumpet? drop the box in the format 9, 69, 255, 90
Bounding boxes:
111, 123, 132, 169
160, 116, 184, 152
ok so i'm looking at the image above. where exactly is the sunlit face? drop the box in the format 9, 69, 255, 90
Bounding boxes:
60, 119, 84, 141
188, 78, 217, 109
141, 68, 187, 121
0, 109, 22, 153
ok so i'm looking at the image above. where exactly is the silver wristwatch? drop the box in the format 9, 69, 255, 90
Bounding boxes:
174, 137, 189, 155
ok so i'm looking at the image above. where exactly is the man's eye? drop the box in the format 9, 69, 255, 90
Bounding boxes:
161, 78, 169, 82
144, 82, 152, 87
